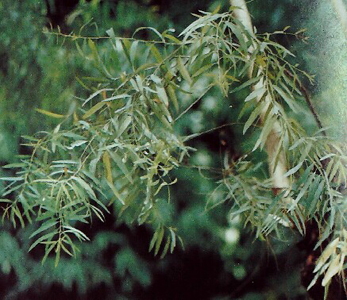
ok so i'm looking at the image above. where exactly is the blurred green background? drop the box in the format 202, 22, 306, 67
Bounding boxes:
0, 0, 345, 299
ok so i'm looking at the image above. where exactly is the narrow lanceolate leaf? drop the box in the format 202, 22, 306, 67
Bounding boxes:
30, 220, 57, 239
67, 140, 88, 150
36, 108, 65, 119
308, 180, 325, 215
0, 177, 24, 182
192, 64, 214, 78
82, 88, 113, 106
243, 101, 264, 134
177, 57, 192, 84
231, 77, 260, 93
103, 151, 113, 184
108, 151, 133, 183
3, 163, 26, 169
314, 238, 339, 272
29, 232, 56, 252
163, 33, 181, 44
273, 85, 297, 112
133, 27, 165, 43
149, 228, 159, 252
283, 161, 303, 177
291, 173, 315, 209
105, 180, 124, 205
226, 21, 248, 53
169, 228, 176, 253
157, 87, 169, 107
253, 116, 276, 151
150, 44, 163, 63
155, 226, 165, 256
116, 116, 132, 138
167, 85, 179, 112
102, 94, 131, 102
63, 225, 90, 241
71, 176, 97, 200
160, 237, 171, 259
244, 86, 266, 102
83, 102, 106, 119
322, 254, 342, 286
129, 40, 139, 65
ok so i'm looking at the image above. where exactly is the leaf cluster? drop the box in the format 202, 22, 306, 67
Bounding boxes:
1, 7, 346, 293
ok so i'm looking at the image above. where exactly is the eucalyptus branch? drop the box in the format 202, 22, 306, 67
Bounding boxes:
43, 29, 186, 46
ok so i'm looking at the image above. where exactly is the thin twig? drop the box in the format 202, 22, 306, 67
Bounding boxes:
284, 69, 326, 135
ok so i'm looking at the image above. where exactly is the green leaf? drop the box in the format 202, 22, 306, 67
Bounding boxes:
253, 116, 276, 151
284, 162, 303, 177
291, 173, 315, 209
163, 33, 181, 44
71, 176, 97, 200
106, 28, 116, 38
154, 226, 165, 256
304, 176, 322, 212
108, 151, 133, 183
192, 64, 214, 78
0, 199, 12, 203
55, 243, 61, 267
167, 85, 179, 112
83, 88, 113, 106
328, 160, 339, 182
29, 231, 56, 252
67, 140, 88, 150
231, 77, 260, 93
63, 225, 90, 241
226, 21, 248, 53
308, 180, 325, 216
149, 227, 159, 252
157, 86, 169, 107
243, 101, 264, 134
293, 165, 314, 191
102, 94, 131, 102
83, 102, 106, 119
177, 57, 192, 84
41, 242, 57, 265
322, 254, 341, 286
105, 180, 124, 205
30, 220, 57, 239
133, 27, 165, 43
160, 237, 171, 259
314, 238, 339, 272
169, 228, 176, 253
244, 87, 266, 102
273, 85, 298, 112
116, 115, 132, 138
0, 177, 24, 182
150, 44, 163, 63
36, 108, 65, 119
129, 40, 139, 65
103, 151, 113, 185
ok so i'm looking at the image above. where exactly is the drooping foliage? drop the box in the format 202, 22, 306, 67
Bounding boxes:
1, 6, 346, 296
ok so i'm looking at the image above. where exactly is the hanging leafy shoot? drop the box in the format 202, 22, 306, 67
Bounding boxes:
1, 7, 346, 292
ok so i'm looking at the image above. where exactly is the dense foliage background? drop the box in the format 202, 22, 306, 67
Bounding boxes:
0, 1, 345, 299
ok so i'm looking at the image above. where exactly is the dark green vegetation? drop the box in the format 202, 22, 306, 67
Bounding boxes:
0, 1, 346, 299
